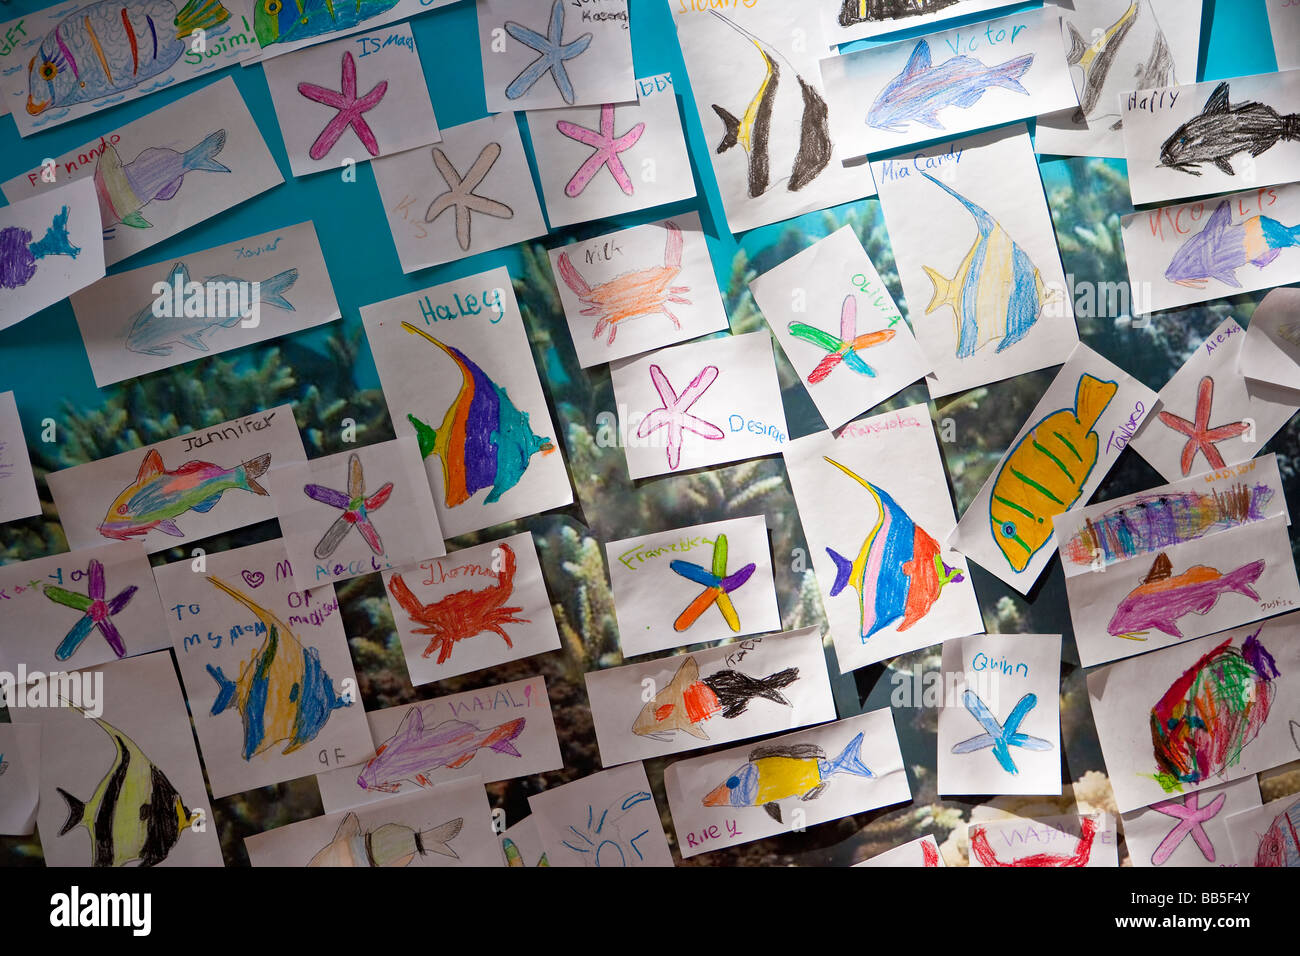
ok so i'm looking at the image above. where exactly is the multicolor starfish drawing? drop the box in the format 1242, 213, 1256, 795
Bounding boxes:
669, 534, 757, 633
951, 690, 1053, 774
304, 452, 395, 561
42, 559, 138, 662
505, 0, 593, 105
636, 364, 725, 471
557, 104, 645, 197
1148, 791, 1228, 865
297, 51, 388, 161
1157, 376, 1250, 475
425, 143, 514, 252
789, 294, 897, 383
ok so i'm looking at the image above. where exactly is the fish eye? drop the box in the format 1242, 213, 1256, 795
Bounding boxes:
39, 61, 58, 81
725, 776, 740, 789
264, 0, 281, 12
1000, 522, 1016, 539
116, 504, 129, 516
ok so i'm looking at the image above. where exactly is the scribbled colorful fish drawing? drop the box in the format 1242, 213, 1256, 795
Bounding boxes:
669, 533, 755, 633
400, 322, 555, 508
1064, 1, 1138, 125
555, 221, 690, 345
0, 205, 80, 290
97, 448, 271, 541
303, 452, 394, 560
969, 817, 1100, 867
989, 374, 1118, 572
920, 171, 1057, 360
1164, 199, 1300, 289
308, 812, 462, 867
42, 557, 138, 661
789, 294, 895, 382
823, 456, 964, 640
387, 541, 529, 665
632, 655, 799, 741
838, 0, 959, 29
25, 0, 231, 115
867, 39, 1033, 132
1255, 798, 1300, 867
1151, 627, 1279, 793
708, 11, 832, 198
1108, 553, 1265, 641
703, 731, 873, 823
204, 576, 353, 761
94, 130, 230, 232
1159, 81, 1300, 176
255, 0, 401, 48
56, 708, 199, 867
357, 708, 526, 792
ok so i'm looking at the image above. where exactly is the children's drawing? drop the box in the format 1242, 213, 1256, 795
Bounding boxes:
0, 205, 81, 290
631, 655, 798, 742
636, 364, 725, 471
25, 0, 231, 116
204, 576, 353, 761
703, 731, 873, 823
823, 456, 965, 640
1149, 791, 1227, 865
125, 261, 299, 356
42, 558, 138, 662
357, 708, 526, 793
669, 534, 756, 633
969, 816, 1099, 867
1159, 81, 1300, 176
839, 0, 959, 28
94, 130, 229, 233
1151, 627, 1279, 793
308, 812, 462, 866
1108, 553, 1265, 641
950, 690, 1054, 774
867, 39, 1033, 133
1255, 797, 1300, 866
400, 322, 555, 506
504, 0, 592, 106
424, 143, 514, 253
254, 0, 400, 48
1156, 376, 1250, 475
387, 542, 529, 664
557, 103, 644, 198
297, 51, 388, 161
503, 838, 548, 866
989, 373, 1118, 572
920, 171, 1055, 360
560, 791, 655, 867
708, 11, 832, 198
556, 221, 690, 345
1065, 2, 1139, 126
789, 294, 895, 383
56, 707, 199, 867
1165, 200, 1300, 289
303, 452, 394, 560
97, 448, 271, 541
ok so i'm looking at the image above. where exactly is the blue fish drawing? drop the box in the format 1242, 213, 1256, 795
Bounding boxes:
868, 39, 1034, 132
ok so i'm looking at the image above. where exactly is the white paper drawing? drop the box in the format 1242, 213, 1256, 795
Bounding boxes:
1122, 777, 1261, 867
0, 391, 41, 523
529, 761, 674, 867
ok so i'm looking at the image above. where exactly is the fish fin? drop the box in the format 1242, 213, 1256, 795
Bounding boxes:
682, 721, 710, 740
156, 519, 184, 537
901, 39, 932, 76
28, 205, 79, 262
1213, 157, 1235, 176
1073, 374, 1119, 431
182, 332, 209, 351
207, 663, 236, 715
802, 783, 828, 801
1065, 22, 1087, 66
182, 129, 231, 174
826, 731, 873, 779
826, 548, 854, 598
1144, 553, 1173, 583
1202, 81, 1231, 115
121, 211, 152, 229
56, 788, 85, 836
1204, 200, 1233, 235
135, 449, 167, 483
763, 802, 783, 823
258, 269, 299, 311
334, 812, 362, 842
398, 706, 425, 740
489, 740, 522, 757
190, 493, 223, 514
711, 104, 741, 154
988, 54, 1034, 96
1228, 560, 1266, 599
407, 414, 438, 461
1214, 270, 1243, 289
921, 265, 953, 314
446, 753, 475, 769
242, 453, 272, 496
422, 818, 463, 859
174, 0, 231, 39
154, 177, 183, 202
914, 111, 947, 129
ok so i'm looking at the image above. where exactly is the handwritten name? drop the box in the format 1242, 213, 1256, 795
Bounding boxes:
1106, 401, 1145, 455
972, 651, 1028, 677
416, 289, 505, 325
180, 411, 278, 452
618, 535, 712, 570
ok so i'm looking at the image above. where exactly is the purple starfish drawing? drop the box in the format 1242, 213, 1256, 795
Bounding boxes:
42, 559, 138, 662
1149, 790, 1228, 865
636, 364, 724, 471
298, 51, 388, 162
304, 453, 395, 561
557, 103, 646, 198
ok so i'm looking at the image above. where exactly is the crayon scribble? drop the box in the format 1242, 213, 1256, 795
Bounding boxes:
968, 817, 1099, 867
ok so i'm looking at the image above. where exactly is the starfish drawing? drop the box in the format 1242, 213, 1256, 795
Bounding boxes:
669, 534, 757, 632
505, 0, 593, 105
424, 143, 514, 251
1149, 791, 1228, 865
42, 559, 138, 662
951, 690, 1054, 774
636, 364, 725, 471
297, 51, 388, 161
1156, 376, 1250, 475
557, 104, 645, 197
788, 294, 897, 383
304, 452, 395, 561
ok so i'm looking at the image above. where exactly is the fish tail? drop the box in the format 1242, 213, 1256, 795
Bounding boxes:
755, 667, 799, 705
241, 453, 271, 495
826, 731, 873, 779
258, 269, 299, 311
712, 105, 741, 153
420, 818, 463, 859
56, 788, 86, 836
921, 265, 953, 314
1065, 22, 1087, 66
989, 53, 1035, 96
174, 0, 231, 38
1283, 113, 1300, 143
182, 130, 231, 174
826, 548, 853, 597
28, 205, 80, 262
206, 663, 237, 715
407, 413, 439, 461
1073, 374, 1119, 431
1228, 560, 1266, 600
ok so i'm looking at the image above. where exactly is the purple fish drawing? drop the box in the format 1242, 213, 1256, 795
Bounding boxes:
867, 39, 1034, 132
356, 708, 526, 792
0, 205, 79, 290
1108, 552, 1265, 640
94, 130, 230, 232
1164, 199, 1300, 290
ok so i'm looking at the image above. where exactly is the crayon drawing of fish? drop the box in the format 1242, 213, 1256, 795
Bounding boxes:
204, 576, 353, 761
867, 39, 1033, 133
1064, 1, 1138, 125
1159, 81, 1300, 176
632, 655, 799, 742
1254, 797, 1300, 867
823, 456, 964, 641
1164, 199, 1300, 289
0, 205, 80, 290
255, 0, 402, 49
838, 0, 959, 29
25, 0, 231, 115
97, 447, 271, 541
400, 322, 555, 508
1107, 553, 1265, 641
357, 709, 526, 792
308, 812, 462, 867
94, 130, 230, 232
707, 11, 832, 198
989, 374, 1118, 572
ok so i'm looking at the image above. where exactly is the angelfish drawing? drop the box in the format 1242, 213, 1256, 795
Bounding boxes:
1064, 1, 1138, 126
0, 205, 80, 290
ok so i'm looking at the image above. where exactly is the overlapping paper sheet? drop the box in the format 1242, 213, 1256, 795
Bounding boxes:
967, 812, 1118, 866
1225, 790, 1300, 866
0, 723, 40, 835
0, 391, 40, 522
853, 833, 945, 867
1239, 288, 1300, 391
231, 0, 456, 61
822, 0, 1021, 46
1121, 777, 1261, 867
528, 761, 674, 867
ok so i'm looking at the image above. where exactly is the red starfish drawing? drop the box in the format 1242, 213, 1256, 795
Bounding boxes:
556, 103, 645, 198
297, 51, 388, 162
1156, 376, 1250, 475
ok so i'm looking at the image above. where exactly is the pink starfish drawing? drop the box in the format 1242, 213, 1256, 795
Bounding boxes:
297, 51, 388, 161
636, 364, 724, 471
1149, 790, 1228, 865
1156, 376, 1250, 475
556, 103, 646, 198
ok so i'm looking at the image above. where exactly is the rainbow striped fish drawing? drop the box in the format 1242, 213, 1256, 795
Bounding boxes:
95, 130, 230, 232
25, 0, 231, 115
1165, 199, 1300, 290
1108, 553, 1265, 641
400, 322, 555, 508
824, 456, 964, 640
357, 709, 526, 792
255, 0, 402, 49
868, 39, 1034, 132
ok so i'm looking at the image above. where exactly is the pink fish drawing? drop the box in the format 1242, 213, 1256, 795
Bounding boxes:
1108, 553, 1265, 640
356, 707, 526, 792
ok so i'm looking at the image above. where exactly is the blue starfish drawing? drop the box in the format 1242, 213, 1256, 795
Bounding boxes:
951, 690, 1053, 774
504, 0, 593, 105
